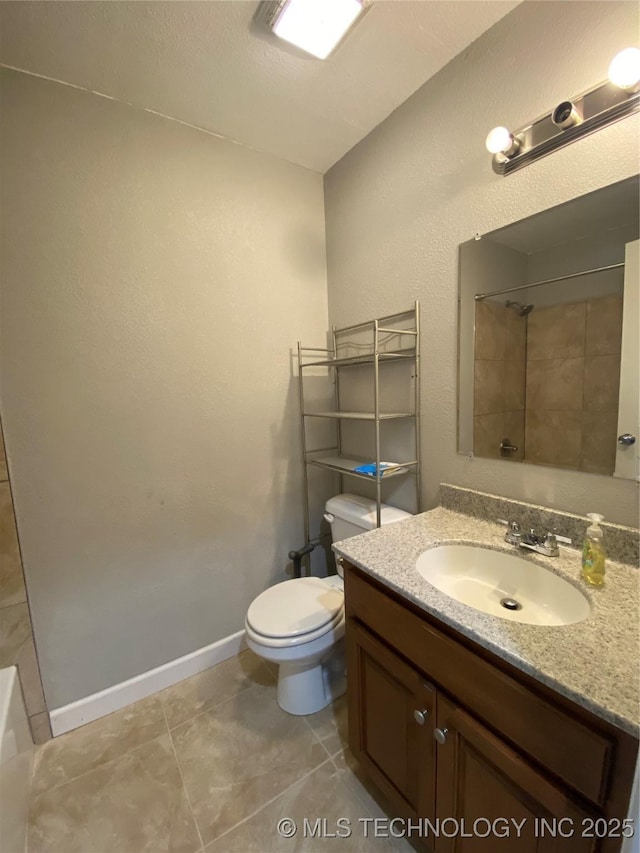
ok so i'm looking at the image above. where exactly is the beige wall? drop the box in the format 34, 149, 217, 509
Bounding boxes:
0, 69, 328, 709
526, 223, 633, 306
324, 0, 640, 527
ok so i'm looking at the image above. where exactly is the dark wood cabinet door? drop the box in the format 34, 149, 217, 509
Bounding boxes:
346, 618, 436, 823
434, 695, 597, 853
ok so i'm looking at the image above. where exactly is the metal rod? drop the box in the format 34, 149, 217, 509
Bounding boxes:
332, 325, 343, 496
297, 342, 311, 550
288, 543, 315, 580
375, 327, 418, 335
306, 459, 418, 476
373, 319, 382, 528
300, 349, 415, 369
335, 308, 416, 335
475, 262, 624, 300
414, 300, 421, 514
300, 346, 333, 353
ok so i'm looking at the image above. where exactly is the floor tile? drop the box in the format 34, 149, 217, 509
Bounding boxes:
29, 712, 53, 744
171, 681, 329, 845
160, 650, 274, 729
0, 481, 27, 607
0, 424, 7, 481
332, 748, 397, 821
29, 734, 200, 853
32, 694, 166, 796
331, 750, 413, 849
204, 753, 411, 852
304, 693, 348, 757
0, 743, 32, 853
264, 660, 278, 678
15, 632, 47, 717
0, 601, 31, 665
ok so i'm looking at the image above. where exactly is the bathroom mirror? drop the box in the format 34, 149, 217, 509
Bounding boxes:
458, 175, 639, 480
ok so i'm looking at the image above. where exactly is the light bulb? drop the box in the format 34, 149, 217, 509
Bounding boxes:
485, 127, 518, 156
608, 47, 640, 92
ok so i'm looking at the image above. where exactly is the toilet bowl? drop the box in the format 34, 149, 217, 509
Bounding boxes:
245, 494, 412, 715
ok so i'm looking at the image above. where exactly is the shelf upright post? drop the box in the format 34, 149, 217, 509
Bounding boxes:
414, 300, 421, 513
373, 318, 382, 528
332, 325, 343, 496
297, 341, 311, 547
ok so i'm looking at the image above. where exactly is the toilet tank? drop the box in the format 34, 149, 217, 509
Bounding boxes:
324, 493, 412, 543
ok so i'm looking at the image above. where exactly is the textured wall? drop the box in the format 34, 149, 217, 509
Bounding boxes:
325, 0, 640, 527
0, 69, 328, 708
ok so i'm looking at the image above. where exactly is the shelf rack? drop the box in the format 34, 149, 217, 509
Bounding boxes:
297, 303, 420, 544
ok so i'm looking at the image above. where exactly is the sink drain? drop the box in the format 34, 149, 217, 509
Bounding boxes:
500, 597, 522, 612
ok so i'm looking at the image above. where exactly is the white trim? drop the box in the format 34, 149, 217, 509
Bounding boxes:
49, 630, 247, 736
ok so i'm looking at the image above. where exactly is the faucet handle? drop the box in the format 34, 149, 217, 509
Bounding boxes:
503, 520, 521, 546
524, 527, 541, 545
543, 532, 560, 557
553, 529, 573, 545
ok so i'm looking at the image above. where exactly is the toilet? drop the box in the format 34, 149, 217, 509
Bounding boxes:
245, 494, 412, 715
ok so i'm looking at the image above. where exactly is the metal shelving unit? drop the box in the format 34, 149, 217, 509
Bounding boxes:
297, 303, 420, 546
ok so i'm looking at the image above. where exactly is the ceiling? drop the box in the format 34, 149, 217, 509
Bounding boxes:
0, 0, 519, 173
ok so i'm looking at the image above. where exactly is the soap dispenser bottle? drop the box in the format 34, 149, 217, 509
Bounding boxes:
582, 513, 606, 587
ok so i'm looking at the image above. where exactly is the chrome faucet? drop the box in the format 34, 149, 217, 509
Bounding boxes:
519, 529, 560, 557
499, 520, 571, 557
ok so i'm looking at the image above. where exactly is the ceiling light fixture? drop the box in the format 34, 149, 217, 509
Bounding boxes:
269, 0, 368, 60
486, 46, 640, 176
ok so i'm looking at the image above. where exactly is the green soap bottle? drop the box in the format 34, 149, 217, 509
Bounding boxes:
581, 513, 606, 587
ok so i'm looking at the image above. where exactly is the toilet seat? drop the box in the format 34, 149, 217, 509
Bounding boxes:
246, 577, 344, 648
245, 610, 345, 650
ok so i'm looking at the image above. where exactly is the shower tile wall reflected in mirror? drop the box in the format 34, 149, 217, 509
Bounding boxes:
458, 175, 639, 480
473, 291, 623, 473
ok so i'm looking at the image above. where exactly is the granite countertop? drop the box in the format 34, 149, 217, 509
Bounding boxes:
333, 506, 640, 737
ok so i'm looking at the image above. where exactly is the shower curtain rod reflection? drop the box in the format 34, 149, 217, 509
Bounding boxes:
474, 261, 625, 301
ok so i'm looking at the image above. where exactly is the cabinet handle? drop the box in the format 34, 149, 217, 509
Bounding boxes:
413, 709, 429, 725
434, 727, 449, 744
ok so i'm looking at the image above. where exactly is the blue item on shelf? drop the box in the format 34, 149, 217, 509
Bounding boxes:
354, 462, 395, 476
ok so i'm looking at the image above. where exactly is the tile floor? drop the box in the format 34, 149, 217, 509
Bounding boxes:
27, 651, 410, 852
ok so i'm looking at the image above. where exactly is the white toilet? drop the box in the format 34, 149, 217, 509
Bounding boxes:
245, 493, 412, 715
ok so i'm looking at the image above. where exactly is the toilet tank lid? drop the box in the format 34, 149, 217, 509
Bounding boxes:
325, 493, 412, 531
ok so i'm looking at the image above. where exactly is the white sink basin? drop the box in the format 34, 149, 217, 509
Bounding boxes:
416, 545, 590, 626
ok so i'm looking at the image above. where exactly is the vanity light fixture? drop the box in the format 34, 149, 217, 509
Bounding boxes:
268, 0, 368, 60
487, 46, 640, 175
608, 47, 640, 92
485, 126, 520, 157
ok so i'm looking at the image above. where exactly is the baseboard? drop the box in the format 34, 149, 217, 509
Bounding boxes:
50, 630, 247, 736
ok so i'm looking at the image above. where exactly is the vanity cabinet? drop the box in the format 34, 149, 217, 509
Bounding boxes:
347, 619, 436, 823
345, 563, 638, 853
434, 694, 595, 853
